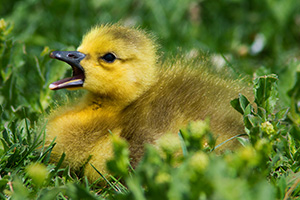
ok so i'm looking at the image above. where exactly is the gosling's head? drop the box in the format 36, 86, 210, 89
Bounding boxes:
49, 24, 158, 103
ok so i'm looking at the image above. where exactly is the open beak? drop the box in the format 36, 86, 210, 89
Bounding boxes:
49, 51, 86, 90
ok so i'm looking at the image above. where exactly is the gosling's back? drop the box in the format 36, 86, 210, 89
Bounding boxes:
120, 57, 249, 166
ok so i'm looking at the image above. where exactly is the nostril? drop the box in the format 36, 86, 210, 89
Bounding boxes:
67, 53, 78, 59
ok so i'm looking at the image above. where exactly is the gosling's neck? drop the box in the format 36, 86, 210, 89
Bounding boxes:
84, 68, 158, 110
83, 93, 125, 110
83, 87, 148, 111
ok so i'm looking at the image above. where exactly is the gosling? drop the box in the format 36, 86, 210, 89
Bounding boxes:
46, 24, 251, 182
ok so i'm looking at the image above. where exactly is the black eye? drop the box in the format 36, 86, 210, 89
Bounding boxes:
101, 53, 116, 63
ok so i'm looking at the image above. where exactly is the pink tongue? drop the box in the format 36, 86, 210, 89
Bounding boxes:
49, 74, 84, 90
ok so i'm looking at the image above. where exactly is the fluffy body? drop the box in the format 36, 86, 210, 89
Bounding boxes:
46, 24, 251, 182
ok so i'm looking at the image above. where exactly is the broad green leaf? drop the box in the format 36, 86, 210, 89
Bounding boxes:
278, 61, 300, 106
244, 114, 261, 130
239, 94, 251, 113
257, 107, 267, 122
230, 98, 243, 114
254, 74, 278, 115
288, 71, 300, 100
230, 94, 251, 115
244, 104, 253, 116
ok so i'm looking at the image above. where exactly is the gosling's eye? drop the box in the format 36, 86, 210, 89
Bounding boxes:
101, 53, 116, 63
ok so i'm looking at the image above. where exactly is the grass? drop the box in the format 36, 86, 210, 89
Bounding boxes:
1, 0, 300, 199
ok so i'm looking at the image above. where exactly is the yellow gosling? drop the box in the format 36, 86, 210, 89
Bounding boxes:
46, 24, 251, 182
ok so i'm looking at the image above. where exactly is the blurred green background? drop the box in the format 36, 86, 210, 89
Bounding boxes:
2, 0, 300, 69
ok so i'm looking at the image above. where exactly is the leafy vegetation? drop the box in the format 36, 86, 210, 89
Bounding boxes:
1, 0, 300, 199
